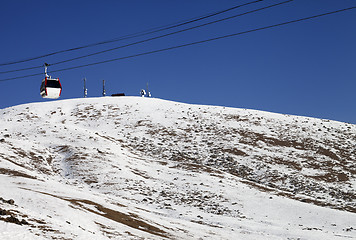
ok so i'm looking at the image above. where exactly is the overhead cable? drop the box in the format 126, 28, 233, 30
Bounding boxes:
0, 5, 355, 82
0, 0, 291, 74
0, 0, 265, 67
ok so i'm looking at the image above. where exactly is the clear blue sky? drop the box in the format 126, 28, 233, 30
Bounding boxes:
0, 0, 355, 123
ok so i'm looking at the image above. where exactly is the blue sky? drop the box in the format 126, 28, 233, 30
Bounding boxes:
0, 0, 355, 123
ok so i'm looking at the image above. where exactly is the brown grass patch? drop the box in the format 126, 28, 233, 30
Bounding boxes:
0, 167, 37, 179
21, 188, 170, 238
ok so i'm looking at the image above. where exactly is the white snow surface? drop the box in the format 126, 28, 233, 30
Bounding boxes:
0, 97, 355, 239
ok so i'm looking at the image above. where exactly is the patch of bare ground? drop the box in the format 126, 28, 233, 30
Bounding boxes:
0, 198, 29, 226
308, 171, 349, 182
222, 148, 248, 157
131, 169, 151, 179
0, 197, 63, 238
95, 132, 124, 144
95, 221, 124, 239
0, 215, 29, 225
0, 153, 32, 170
22, 188, 170, 239
74, 200, 168, 238
0, 167, 37, 180
269, 157, 302, 171
238, 130, 308, 149
0, 197, 15, 205
28, 218, 71, 240
191, 219, 223, 228
1, 145, 53, 175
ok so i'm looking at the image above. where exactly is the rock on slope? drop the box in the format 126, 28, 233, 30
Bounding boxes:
0, 97, 355, 239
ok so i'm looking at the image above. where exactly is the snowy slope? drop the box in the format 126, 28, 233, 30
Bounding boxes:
0, 97, 355, 239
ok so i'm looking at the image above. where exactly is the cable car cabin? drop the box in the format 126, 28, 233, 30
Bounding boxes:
40, 77, 62, 99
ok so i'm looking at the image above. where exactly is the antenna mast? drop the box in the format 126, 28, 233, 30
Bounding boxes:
83, 78, 87, 98
146, 82, 151, 97
102, 80, 106, 96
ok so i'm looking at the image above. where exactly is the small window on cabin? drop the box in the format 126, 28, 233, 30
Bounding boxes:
46, 80, 61, 88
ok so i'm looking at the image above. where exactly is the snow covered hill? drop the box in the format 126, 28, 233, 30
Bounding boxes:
0, 97, 355, 239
